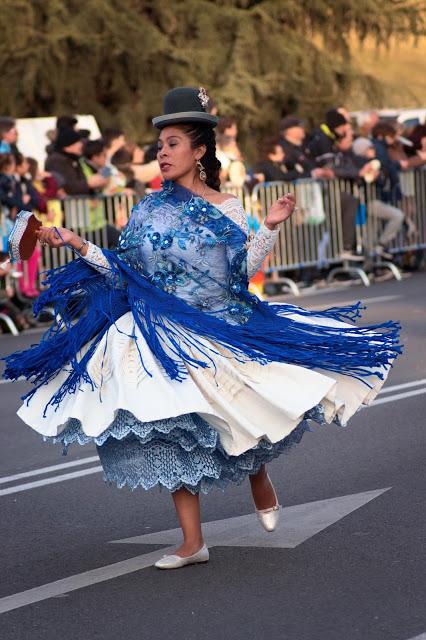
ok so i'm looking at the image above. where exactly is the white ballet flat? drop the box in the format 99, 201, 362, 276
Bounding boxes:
256, 503, 281, 532
254, 475, 281, 532
154, 544, 209, 570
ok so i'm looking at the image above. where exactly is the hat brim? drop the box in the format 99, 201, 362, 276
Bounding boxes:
152, 112, 218, 129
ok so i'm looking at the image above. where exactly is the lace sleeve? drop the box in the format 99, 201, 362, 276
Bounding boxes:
219, 198, 279, 278
247, 223, 280, 278
80, 242, 112, 274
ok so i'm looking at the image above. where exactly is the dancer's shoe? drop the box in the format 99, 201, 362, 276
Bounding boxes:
154, 544, 209, 569
254, 474, 281, 532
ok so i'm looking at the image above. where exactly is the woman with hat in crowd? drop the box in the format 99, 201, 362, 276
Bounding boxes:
4, 87, 400, 570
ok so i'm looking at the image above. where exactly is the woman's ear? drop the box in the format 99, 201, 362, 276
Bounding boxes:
194, 145, 207, 161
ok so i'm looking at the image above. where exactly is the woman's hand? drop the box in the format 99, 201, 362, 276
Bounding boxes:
265, 193, 297, 230
35, 226, 75, 248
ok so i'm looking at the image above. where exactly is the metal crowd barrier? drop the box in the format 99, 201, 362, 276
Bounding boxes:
40, 193, 137, 271
17, 169, 426, 298
251, 179, 370, 295
362, 168, 426, 256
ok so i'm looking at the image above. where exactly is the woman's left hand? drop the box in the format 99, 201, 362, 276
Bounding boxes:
265, 193, 297, 230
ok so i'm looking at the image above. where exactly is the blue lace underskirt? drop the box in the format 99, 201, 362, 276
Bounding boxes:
44, 406, 331, 495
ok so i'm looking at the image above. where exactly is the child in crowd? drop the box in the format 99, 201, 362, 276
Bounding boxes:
14, 154, 43, 297
26, 157, 64, 228
0, 251, 34, 331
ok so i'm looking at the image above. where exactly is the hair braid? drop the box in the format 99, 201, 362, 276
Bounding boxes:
182, 124, 222, 191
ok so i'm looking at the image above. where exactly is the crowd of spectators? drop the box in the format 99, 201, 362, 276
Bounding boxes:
0, 115, 163, 332
217, 107, 426, 261
1, 104, 426, 334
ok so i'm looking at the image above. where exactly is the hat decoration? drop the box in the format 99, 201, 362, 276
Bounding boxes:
152, 86, 218, 129
197, 87, 209, 109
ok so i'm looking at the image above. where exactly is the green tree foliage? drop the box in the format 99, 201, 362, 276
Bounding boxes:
0, 0, 424, 153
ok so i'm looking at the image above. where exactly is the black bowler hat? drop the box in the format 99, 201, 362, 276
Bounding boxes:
152, 87, 218, 129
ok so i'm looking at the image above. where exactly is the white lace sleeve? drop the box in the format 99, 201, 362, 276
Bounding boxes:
218, 198, 280, 278
81, 242, 112, 273
247, 223, 280, 278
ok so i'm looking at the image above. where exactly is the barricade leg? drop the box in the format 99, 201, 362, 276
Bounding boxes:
0, 313, 19, 336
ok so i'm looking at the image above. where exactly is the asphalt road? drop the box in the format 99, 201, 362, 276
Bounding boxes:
0, 273, 425, 640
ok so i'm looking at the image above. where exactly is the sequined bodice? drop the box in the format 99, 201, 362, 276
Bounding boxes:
120, 194, 240, 316
84, 185, 279, 324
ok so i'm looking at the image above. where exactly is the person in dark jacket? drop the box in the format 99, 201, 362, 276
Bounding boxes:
255, 136, 301, 182
45, 128, 107, 196
306, 108, 351, 166
279, 117, 333, 180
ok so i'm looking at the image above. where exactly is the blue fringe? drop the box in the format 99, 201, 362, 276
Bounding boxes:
2, 242, 401, 413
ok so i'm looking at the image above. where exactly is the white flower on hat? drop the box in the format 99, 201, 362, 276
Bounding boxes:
198, 87, 209, 109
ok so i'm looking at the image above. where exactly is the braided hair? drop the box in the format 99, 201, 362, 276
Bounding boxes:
181, 124, 222, 191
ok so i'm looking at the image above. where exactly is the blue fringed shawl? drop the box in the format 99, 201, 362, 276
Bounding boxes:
3, 181, 402, 410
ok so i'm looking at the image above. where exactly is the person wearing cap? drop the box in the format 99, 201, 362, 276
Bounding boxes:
7, 87, 400, 572
279, 116, 333, 180
45, 128, 108, 195
306, 108, 351, 166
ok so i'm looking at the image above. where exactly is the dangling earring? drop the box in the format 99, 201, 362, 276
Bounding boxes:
196, 159, 207, 182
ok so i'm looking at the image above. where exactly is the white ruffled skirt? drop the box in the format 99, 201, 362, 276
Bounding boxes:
17, 308, 387, 494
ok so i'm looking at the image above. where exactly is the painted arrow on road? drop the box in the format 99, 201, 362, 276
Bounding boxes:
112, 487, 390, 549
0, 487, 390, 614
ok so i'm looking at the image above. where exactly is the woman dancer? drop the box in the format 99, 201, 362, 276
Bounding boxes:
4, 88, 401, 569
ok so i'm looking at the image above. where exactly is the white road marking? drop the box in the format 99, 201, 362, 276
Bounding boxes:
0, 456, 99, 485
113, 487, 390, 549
405, 634, 426, 640
0, 466, 102, 497
379, 378, 426, 394
0, 488, 389, 614
0, 545, 177, 614
371, 387, 426, 406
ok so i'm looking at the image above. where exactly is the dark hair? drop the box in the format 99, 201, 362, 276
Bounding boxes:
56, 115, 78, 129
102, 128, 124, 148
26, 157, 38, 180
260, 136, 282, 159
216, 116, 236, 135
14, 151, 25, 166
0, 117, 16, 136
181, 124, 221, 191
372, 122, 397, 139
0, 153, 15, 172
144, 142, 158, 163
84, 139, 106, 159
110, 143, 133, 166
409, 124, 426, 150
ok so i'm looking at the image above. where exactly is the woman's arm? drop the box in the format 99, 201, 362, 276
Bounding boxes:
35, 227, 111, 273
220, 198, 280, 278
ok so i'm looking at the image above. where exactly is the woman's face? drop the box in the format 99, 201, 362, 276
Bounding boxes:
157, 126, 205, 181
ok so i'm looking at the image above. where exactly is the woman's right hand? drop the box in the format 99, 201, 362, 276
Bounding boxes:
35, 226, 75, 248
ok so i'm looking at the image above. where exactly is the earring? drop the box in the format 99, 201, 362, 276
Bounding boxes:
196, 159, 207, 182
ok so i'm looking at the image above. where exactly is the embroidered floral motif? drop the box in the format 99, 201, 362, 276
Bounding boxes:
83, 182, 279, 326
